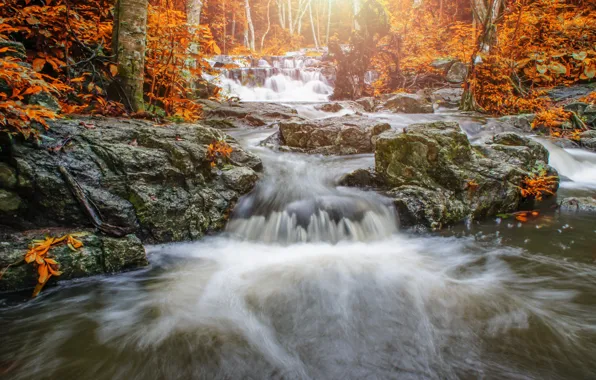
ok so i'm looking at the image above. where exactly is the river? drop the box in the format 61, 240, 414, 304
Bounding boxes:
1, 59, 596, 380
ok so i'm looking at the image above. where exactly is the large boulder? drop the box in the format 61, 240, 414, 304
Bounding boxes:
206, 101, 303, 128
349, 122, 557, 228
270, 115, 391, 155
0, 229, 148, 293
430, 88, 463, 107
381, 93, 434, 114
445, 61, 468, 83
0, 117, 262, 243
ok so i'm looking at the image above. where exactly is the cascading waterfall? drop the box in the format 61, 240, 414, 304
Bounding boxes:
539, 139, 596, 189
216, 55, 334, 102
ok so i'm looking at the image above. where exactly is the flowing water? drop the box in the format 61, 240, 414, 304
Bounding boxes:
2, 65, 596, 380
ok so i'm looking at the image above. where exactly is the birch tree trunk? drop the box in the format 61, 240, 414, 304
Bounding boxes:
288, 0, 294, 34
309, 1, 319, 49
278, 0, 286, 29
113, 0, 148, 112
326, 0, 331, 45
245, 0, 256, 50
352, 0, 360, 31
187, 0, 203, 26
261, 0, 273, 51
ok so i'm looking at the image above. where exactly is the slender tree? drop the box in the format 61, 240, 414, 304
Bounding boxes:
187, 0, 204, 25
112, 0, 149, 112
245, 0, 256, 50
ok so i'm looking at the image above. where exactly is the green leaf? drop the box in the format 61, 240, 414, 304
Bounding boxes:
572, 51, 587, 61
548, 62, 566, 75
584, 65, 596, 79
536, 64, 547, 74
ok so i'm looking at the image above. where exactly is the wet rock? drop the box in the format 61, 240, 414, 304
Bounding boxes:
382, 93, 434, 114
0, 230, 148, 293
316, 103, 344, 113
1, 117, 262, 243
356, 97, 377, 112
206, 102, 303, 128
28, 92, 62, 113
0, 163, 17, 189
484, 114, 536, 134
0, 189, 22, 212
547, 84, 595, 103
431, 88, 463, 106
275, 115, 391, 155
446, 61, 468, 83
0, 39, 27, 61
558, 197, 596, 213
563, 102, 589, 115
579, 130, 596, 151
338, 169, 380, 188
344, 122, 557, 229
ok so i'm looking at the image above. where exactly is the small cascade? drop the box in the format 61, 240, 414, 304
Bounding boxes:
540, 139, 596, 189
215, 55, 334, 102
225, 153, 398, 244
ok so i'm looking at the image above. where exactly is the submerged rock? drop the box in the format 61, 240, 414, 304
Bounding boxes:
0, 117, 262, 243
558, 197, 596, 213
381, 93, 434, 114
270, 115, 391, 155
0, 229, 147, 293
345, 122, 557, 229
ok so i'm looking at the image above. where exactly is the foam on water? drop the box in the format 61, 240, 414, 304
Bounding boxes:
540, 139, 596, 189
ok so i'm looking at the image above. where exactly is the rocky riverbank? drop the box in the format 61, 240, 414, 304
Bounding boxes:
0, 117, 262, 293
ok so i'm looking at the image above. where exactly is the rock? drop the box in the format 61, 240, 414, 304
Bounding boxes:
338, 169, 379, 188
547, 84, 595, 103
446, 61, 468, 83
355, 122, 557, 229
563, 102, 588, 115
484, 114, 536, 134
275, 115, 391, 155
0, 39, 27, 61
0, 230, 148, 293
382, 93, 434, 114
0, 189, 22, 212
316, 103, 344, 113
0, 163, 17, 189
580, 130, 596, 151
356, 97, 377, 112
558, 197, 596, 213
431, 88, 463, 106
1, 117, 262, 243
430, 58, 455, 71
28, 92, 62, 113
207, 102, 302, 128
584, 104, 596, 129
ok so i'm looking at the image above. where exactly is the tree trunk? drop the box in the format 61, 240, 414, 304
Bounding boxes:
353, 0, 360, 31
113, 0, 148, 112
187, 0, 203, 25
245, 0, 256, 50
461, 0, 503, 111
309, 1, 319, 49
278, 0, 286, 29
261, 0, 273, 51
326, 0, 331, 45
288, 0, 294, 34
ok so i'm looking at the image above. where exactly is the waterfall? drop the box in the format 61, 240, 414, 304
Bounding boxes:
540, 139, 596, 189
216, 55, 334, 102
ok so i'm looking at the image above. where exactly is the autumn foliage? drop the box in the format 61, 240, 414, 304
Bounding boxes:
0, 0, 222, 140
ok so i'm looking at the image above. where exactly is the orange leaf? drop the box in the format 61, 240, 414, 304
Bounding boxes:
32, 275, 51, 298
32, 58, 46, 72
515, 215, 528, 222
38, 263, 49, 284
110, 64, 118, 77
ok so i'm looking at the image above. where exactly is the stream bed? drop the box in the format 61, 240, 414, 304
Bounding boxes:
2, 76, 596, 379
